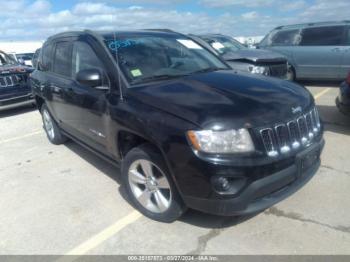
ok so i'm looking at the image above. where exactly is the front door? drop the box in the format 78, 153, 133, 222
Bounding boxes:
64, 40, 111, 153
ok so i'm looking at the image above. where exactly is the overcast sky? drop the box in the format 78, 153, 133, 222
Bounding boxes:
0, 0, 349, 41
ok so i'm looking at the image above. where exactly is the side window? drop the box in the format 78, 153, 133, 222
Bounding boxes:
72, 41, 103, 77
40, 44, 53, 71
53, 41, 72, 77
300, 26, 345, 46
271, 29, 300, 46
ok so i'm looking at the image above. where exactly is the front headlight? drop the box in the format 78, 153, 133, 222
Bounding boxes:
187, 129, 255, 154
249, 65, 269, 75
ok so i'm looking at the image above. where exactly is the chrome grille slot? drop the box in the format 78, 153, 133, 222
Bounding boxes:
0, 74, 20, 88
259, 107, 321, 157
310, 110, 318, 132
275, 124, 290, 154
0, 78, 6, 87
305, 113, 314, 139
297, 116, 308, 145
260, 128, 278, 157
288, 120, 301, 149
314, 108, 321, 128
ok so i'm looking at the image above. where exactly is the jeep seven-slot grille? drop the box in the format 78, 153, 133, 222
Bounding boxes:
0, 75, 22, 88
259, 108, 321, 157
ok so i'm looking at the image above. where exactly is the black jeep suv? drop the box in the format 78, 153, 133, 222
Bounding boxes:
31, 30, 324, 222
0, 50, 34, 111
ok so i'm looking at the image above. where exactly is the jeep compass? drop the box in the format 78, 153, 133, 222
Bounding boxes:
30, 30, 324, 222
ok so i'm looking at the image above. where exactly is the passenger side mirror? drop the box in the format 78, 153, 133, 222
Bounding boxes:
76, 68, 108, 90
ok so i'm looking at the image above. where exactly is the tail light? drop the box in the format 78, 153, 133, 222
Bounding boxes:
347, 72, 350, 85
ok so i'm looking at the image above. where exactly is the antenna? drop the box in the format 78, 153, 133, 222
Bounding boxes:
113, 29, 123, 101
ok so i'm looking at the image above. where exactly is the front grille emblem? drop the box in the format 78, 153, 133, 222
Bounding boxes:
292, 106, 302, 114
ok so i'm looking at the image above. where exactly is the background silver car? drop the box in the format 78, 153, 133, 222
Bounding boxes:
258, 21, 350, 81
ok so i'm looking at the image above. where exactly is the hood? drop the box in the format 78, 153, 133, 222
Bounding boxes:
0, 64, 33, 75
222, 49, 287, 64
128, 70, 313, 130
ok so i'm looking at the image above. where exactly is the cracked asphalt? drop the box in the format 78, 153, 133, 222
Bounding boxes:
0, 82, 349, 255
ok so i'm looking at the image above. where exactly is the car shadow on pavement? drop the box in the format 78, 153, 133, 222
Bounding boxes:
64, 141, 122, 185
180, 209, 261, 229
65, 141, 261, 228
0, 104, 36, 118
317, 105, 350, 136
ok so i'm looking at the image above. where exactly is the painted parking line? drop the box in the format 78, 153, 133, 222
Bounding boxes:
55, 210, 142, 261
314, 88, 331, 100
0, 130, 43, 145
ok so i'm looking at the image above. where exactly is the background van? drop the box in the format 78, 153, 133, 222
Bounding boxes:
258, 21, 350, 81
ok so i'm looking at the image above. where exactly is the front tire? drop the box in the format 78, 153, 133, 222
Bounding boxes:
122, 144, 186, 222
41, 104, 67, 145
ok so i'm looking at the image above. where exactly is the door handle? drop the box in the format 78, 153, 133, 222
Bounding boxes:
331, 47, 341, 52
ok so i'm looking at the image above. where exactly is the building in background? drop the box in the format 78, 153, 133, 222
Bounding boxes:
234, 36, 264, 47
0, 41, 43, 56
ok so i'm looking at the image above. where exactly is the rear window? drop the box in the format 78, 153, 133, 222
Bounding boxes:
269, 29, 300, 46
300, 26, 345, 46
53, 41, 72, 77
40, 44, 53, 71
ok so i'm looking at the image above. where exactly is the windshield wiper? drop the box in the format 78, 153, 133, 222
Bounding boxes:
132, 74, 186, 84
188, 67, 227, 75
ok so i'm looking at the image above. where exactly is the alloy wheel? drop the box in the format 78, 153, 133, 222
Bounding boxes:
43, 109, 55, 140
128, 159, 172, 213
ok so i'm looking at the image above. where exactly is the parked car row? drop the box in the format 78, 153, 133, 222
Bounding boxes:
2, 21, 349, 222
0, 50, 34, 111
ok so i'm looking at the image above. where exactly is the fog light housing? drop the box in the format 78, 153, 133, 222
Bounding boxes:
212, 177, 230, 192
211, 176, 247, 195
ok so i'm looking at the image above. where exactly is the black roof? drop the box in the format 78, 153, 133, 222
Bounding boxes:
46, 29, 182, 43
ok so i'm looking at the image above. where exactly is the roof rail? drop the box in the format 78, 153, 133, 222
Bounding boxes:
274, 20, 350, 30
143, 29, 174, 33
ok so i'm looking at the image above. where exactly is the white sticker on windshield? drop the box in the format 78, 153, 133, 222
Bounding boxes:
177, 39, 203, 49
211, 42, 225, 50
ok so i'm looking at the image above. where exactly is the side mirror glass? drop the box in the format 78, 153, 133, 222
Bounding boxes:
76, 68, 108, 90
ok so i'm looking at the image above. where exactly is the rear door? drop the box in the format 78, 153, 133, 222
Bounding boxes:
295, 26, 345, 79
48, 40, 79, 136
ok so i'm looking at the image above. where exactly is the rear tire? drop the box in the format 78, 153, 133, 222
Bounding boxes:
41, 104, 67, 145
287, 66, 296, 81
122, 144, 186, 222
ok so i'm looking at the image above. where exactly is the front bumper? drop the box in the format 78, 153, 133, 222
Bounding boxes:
0, 93, 34, 111
182, 139, 324, 216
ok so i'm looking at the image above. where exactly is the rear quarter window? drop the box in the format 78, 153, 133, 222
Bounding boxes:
300, 26, 345, 46
270, 29, 300, 46
40, 44, 53, 71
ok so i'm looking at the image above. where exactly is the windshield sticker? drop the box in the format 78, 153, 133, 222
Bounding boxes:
106, 39, 144, 51
176, 39, 203, 49
211, 42, 225, 50
131, 69, 142, 77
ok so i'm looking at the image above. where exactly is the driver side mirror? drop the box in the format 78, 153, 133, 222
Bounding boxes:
76, 68, 108, 90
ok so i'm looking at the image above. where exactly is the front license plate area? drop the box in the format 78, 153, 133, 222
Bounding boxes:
297, 146, 320, 176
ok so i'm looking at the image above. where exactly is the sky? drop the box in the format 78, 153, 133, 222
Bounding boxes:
0, 0, 349, 41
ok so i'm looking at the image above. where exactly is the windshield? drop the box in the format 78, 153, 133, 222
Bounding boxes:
104, 33, 228, 85
16, 53, 34, 60
0, 51, 17, 66
202, 35, 246, 55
